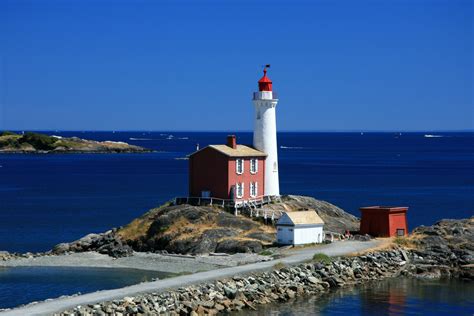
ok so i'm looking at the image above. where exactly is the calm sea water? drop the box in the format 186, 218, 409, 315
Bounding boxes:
0, 131, 472, 310
0, 266, 170, 309
235, 278, 474, 316
0, 131, 472, 253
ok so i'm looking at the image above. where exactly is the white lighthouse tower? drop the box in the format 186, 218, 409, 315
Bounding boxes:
253, 67, 280, 196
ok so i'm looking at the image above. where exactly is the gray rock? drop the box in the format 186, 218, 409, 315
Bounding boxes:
216, 239, 263, 254
52, 243, 70, 254
224, 286, 238, 299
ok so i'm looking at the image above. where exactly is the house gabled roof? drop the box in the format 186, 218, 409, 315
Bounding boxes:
277, 211, 324, 226
190, 144, 267, 158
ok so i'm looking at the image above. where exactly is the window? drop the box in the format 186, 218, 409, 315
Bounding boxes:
236, 182, 244, 198
236, 159, 244, 174
250, 182, 258, 197
396, 229, 405, 236
250, 158, 258, 174
289, 228, 293, 232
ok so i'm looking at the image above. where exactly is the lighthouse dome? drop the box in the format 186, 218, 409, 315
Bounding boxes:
258, 69, 272, 92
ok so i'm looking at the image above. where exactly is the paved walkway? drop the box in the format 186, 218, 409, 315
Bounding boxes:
1, 240, 381, 316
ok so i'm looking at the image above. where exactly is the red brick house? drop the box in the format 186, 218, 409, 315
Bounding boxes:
359, 206, 409, 237
189, 135, 266, 206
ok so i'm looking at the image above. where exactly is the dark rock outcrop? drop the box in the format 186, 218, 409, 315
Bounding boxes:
215, 239, 263, 254
263, 195, 360, 233
52, 231, 132, 258
119, 203, 270, 255
404, 217, 474, 279
49, 196, 361, 257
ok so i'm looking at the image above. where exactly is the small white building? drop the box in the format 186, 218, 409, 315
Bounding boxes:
276, 211, 325, 245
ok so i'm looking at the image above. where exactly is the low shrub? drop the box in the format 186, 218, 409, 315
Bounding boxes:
18, 132, 56, 150
312, 253, 332, 264
259, 250, 273, 256
0, 131, 17, 136
273, 262, 286, 270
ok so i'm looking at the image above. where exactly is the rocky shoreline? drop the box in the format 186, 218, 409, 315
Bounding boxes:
56, 245, 472, 316
0, 131, 152, 154
53, 216, 473, 315
1, 208, 472, 315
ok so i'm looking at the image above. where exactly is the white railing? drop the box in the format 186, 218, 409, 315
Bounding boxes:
252, 91, 278, 100
174, 195, 279, 209
174, 195, 283, 222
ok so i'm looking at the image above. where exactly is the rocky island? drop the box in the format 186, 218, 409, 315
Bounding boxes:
0, 196, 472, 315
49, 195, 359, 257
0, 131, 152, 154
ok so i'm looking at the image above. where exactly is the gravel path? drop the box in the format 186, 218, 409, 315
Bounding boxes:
0, 252, 269, 274
0, 240, 381, 316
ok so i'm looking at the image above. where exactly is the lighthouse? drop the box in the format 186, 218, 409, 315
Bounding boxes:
252, 67, 280, 196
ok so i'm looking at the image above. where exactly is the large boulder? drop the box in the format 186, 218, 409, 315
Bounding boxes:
216, 239, 264, 254
52, 231, 132, 258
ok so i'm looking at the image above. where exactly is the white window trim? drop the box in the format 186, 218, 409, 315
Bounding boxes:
236, 159, 244, 175
250, 158, 258, 174
250, 181, 258, 198
236, 182, 244, 198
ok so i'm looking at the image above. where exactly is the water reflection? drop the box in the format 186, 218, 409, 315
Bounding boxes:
234, 278, 474, 315
0, 266, 172, 309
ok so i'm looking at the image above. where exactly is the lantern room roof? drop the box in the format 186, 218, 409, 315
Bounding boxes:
258, 69, 272, 83
258, 68, 273, 91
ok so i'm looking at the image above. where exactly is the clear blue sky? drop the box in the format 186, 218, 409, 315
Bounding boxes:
1, 0, 472, 131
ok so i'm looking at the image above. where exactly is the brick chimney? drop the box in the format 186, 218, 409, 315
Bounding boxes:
227, 135, 237, 149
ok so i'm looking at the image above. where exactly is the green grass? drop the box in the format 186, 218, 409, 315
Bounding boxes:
273, 262, 286, 270
259, 250, 273, 256
312, 253, 332, 264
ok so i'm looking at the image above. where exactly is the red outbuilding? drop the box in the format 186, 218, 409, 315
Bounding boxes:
189, 135, 266, 206
359, 206, 409, 237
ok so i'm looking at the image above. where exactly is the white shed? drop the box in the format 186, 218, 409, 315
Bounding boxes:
276, 211, 325, 245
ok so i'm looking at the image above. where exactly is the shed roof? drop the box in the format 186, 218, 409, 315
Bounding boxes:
277, 211, 324, 226
190, 144, 266, 158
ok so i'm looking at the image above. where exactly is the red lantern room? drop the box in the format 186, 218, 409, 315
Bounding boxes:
359, 206, 409, 237
258, 69, 272, 91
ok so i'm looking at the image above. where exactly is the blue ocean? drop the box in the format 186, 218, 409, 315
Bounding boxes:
0, 131, 472, 253
0, 131, 473, 311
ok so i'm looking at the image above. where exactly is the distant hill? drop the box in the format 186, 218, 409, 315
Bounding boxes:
0, 131, 152, 153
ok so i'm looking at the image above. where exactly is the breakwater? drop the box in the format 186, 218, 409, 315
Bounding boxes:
58, 249, 411, 315
58, 239, 473, 316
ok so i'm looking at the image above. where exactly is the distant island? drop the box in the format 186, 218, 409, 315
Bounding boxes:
0, 131, 152, 154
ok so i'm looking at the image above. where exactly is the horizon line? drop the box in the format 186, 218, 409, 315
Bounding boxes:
3, 129, 474, 133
